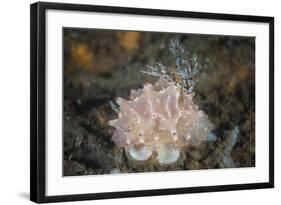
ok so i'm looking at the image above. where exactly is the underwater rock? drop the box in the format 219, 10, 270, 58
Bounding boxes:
222, 126, 240, 168
109, 78, 214, 164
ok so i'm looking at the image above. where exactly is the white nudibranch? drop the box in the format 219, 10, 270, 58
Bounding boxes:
108, 78, 214, 164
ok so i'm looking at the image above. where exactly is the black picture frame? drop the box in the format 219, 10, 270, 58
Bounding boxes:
30, 2, 274, 203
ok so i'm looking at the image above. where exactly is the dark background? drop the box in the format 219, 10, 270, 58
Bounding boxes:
63, 28, 255, 176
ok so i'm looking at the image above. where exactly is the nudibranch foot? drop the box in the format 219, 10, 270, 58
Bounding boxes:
128, 146, 152, 161
157, 144, 180, 164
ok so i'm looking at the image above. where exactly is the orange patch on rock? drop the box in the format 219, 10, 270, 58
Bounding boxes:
71, 43, 93, 71
117, 32, 141, 52
237, 65, 250, 80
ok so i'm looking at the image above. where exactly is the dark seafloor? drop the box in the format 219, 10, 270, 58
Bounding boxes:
63, 29, 255, 176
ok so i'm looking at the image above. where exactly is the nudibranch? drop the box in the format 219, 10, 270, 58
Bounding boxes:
108, 78, 214, 164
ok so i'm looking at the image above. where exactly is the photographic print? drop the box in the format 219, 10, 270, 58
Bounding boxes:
63, 29, 255, 176
31, 2, 273, 202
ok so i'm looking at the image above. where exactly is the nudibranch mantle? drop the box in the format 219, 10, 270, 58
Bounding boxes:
109, 78, 214, 164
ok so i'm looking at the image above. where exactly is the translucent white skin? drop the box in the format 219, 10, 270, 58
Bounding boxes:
128, 146, 152, 161
157, 144, 180, 164
109, 78, 214, 164
127, 144, 179, 164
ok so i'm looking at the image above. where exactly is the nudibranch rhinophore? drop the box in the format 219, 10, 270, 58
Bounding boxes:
108, 78, 214, 164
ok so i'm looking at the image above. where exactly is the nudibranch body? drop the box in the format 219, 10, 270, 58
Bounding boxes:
109, 78, 214, 164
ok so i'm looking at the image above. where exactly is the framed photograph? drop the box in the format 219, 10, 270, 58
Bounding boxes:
30, 2, 274, 203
